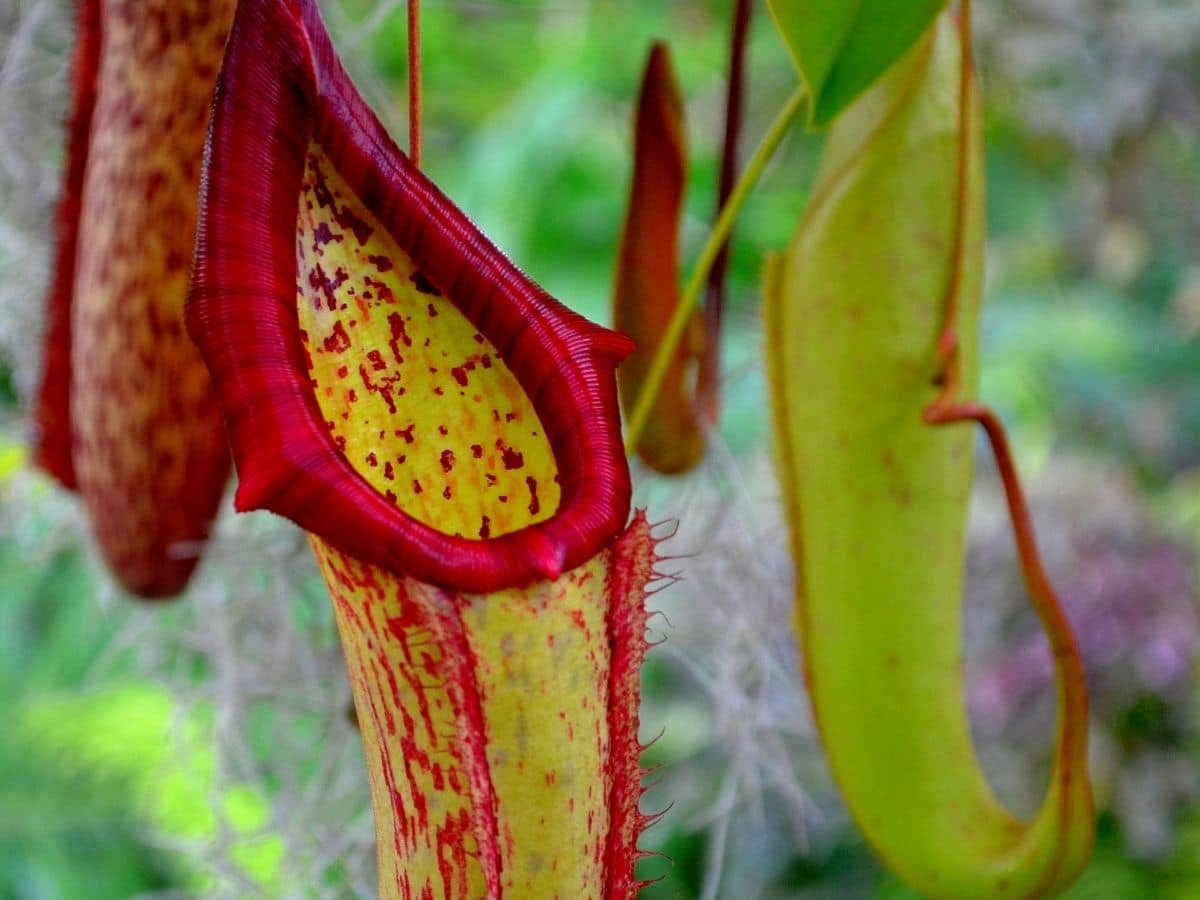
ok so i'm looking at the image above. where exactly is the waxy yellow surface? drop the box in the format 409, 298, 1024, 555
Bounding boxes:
767, 14, 1092, 897
297, 147, 559, 540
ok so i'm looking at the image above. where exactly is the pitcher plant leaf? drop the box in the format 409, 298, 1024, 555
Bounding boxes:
767, 0, 946, 125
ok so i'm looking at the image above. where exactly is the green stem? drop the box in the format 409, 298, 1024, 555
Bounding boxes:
623, 84, 807, 453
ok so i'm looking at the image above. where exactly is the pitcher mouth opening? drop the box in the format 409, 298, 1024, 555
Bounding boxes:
186, 0, 633, 592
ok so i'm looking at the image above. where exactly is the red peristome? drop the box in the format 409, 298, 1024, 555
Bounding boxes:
187, 0, 634, 592
32, 0, 100, 491
603, 511, 658, 898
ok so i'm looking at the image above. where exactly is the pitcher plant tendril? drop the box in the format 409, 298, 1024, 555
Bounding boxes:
186, 0, 663, 895
923, 3, 1094, 887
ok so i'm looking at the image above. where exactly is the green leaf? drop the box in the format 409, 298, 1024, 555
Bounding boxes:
19, 686, 284, 894
766, 0, 947, 126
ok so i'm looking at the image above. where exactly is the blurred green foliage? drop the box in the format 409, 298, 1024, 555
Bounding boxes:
0, 483, 174, 897
0, 445, 285, 897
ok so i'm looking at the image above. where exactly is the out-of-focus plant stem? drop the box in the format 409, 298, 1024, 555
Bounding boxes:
697, 0, 752, 424
623, 82, 806, 453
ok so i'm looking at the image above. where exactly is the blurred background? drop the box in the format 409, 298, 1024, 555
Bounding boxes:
1, 0, 1198, 896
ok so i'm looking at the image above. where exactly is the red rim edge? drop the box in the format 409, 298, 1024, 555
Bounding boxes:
187, 0, 633, 593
